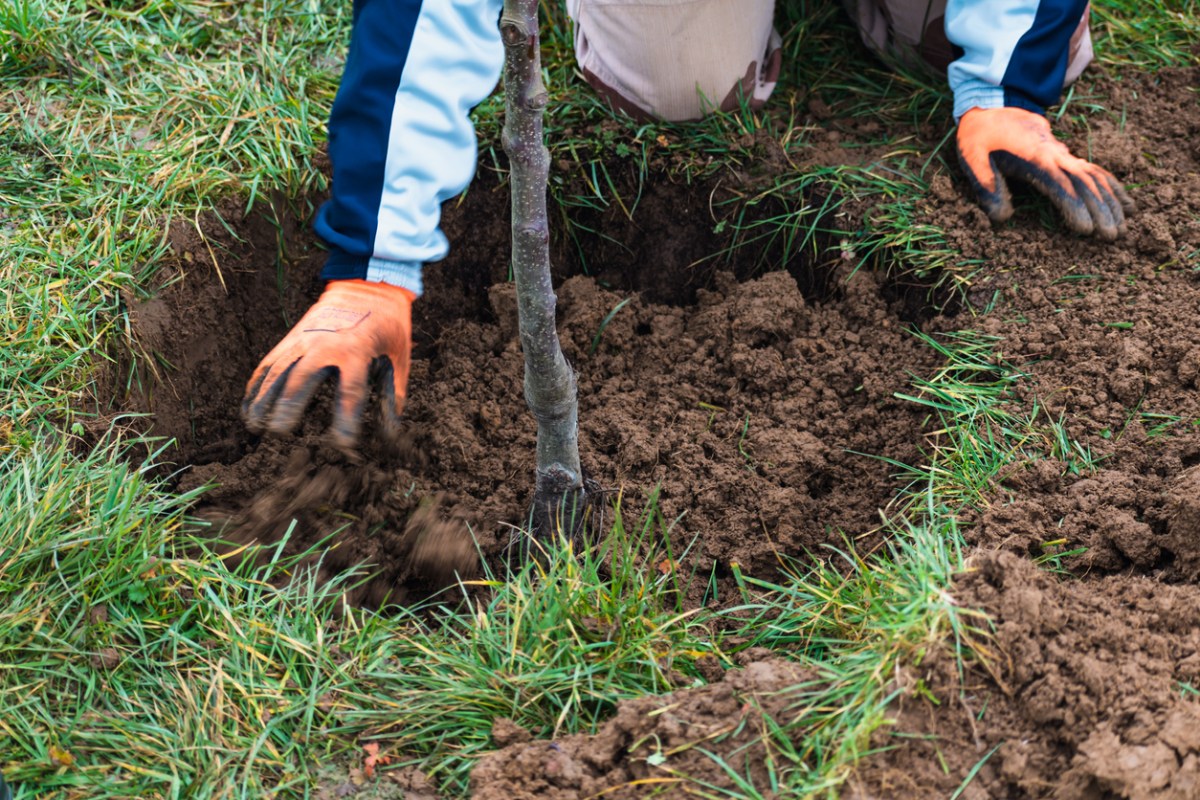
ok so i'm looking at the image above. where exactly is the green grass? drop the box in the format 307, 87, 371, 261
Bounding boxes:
0, 437, 711, 797
714, 515, 975, 795
1092, 0, 1200, 69
1, 0, 345, 441
336, 501, 714, 792
891, 331, 1103, 497
1, 0, 1197, 797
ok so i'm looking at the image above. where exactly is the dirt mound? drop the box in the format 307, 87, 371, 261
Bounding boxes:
470, 657, 815, 799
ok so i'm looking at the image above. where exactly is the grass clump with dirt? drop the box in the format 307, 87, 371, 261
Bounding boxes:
0, 438, 707, 796
2, 0, 1198, 798
337, 504, 713, 791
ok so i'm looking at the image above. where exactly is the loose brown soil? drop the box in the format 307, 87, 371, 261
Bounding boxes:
106, 63, 1200, 797
844, 65, 1200, 800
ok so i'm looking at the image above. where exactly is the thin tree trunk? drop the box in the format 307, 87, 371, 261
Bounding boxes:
500, 0, 587, 538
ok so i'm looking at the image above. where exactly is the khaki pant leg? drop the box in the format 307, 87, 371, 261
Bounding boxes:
841, 0, 1093, 82
567, 0, 781, 122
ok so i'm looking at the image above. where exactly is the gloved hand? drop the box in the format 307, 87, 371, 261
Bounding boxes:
242, 279, 414, 449
956, 107, 1135, 241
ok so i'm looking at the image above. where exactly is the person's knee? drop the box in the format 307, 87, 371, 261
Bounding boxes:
843, 0, 957, 73
569, 0, 780, 122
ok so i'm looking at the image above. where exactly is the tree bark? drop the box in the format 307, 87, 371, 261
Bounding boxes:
500, 0, 587, 538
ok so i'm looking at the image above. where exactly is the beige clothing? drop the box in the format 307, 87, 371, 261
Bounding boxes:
567, 0, 781, 122
567, 0, 1093, 122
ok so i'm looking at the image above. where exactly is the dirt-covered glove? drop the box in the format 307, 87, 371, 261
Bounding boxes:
956, 107, 1135, 241
242, 279, 414, 449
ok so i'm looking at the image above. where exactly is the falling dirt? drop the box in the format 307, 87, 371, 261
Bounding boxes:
105, 58, 1200, 797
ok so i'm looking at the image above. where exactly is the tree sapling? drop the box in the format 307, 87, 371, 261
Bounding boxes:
500, 0, 594, 545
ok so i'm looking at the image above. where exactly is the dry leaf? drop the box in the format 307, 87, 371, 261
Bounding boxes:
49, 745, 74, 767
362, 742, 392, 780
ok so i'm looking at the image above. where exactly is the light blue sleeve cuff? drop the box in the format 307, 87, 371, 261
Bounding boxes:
952, 79, 1006, 122
366, 258, 423, 297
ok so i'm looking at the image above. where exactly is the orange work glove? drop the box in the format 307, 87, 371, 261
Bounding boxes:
956, 107, 1135, 241
242, 279, 414, 449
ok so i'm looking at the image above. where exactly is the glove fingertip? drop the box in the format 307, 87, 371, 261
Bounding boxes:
331, 381, 370, 452
1095, 184, 1123, 240
976, 181, 1014, 225
980, 166, 1014, 224
264, 365, 334, 436
1061, 208, 1096, 236
957, 154, 1008, 224
329, 417, 363, 454
1067, 173, 1112, 238
243, 364, 293, 432
242, 371, 269, 428
1107, 175, 1137, 215
364, 354, 405, 430
983, 196, 1014, 225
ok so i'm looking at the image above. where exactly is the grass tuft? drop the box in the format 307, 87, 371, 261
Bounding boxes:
334, 496, 715, 793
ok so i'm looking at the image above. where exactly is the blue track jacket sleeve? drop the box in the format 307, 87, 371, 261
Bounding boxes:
945, 0, 1089, 121
315, 0, 504, 295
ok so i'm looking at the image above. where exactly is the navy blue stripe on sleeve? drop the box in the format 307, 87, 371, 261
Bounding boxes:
1001, 0, 1090, 115
316, 0, 424, 281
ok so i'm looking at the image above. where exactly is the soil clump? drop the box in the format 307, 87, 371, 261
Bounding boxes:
470, 657, 814, 800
